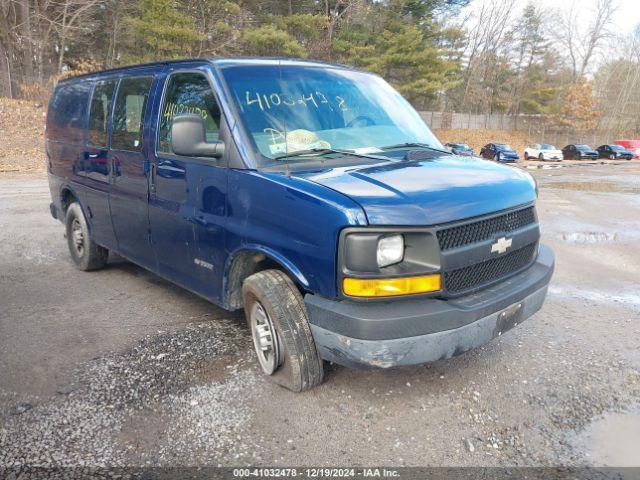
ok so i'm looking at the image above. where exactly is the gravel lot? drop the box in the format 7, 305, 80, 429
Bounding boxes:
1, 164, 640, 468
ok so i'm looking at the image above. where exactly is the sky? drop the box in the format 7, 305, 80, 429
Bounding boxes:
462, 0, 639, 34
460, 0, 639, 71
611, 0, 640, 34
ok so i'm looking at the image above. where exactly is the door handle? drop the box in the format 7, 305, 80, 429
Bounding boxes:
149, 162, 157, 195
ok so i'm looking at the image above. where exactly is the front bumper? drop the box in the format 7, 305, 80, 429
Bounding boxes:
305, 244, 554, 369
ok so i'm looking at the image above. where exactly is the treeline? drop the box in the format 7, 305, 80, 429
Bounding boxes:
1, 0, 638, 136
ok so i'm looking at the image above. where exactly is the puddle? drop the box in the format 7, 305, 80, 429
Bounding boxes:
560, 232, 619, 244
573, 410, 640, 466
548, 181, 640, 194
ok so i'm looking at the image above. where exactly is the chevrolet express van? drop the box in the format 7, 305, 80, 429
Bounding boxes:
46, 58, 554, 392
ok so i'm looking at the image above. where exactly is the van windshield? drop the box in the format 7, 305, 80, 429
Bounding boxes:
221, 65, 443, 165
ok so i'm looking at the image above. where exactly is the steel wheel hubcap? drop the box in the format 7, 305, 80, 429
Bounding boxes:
71, 218, 84, 256
250, 301, 281, 375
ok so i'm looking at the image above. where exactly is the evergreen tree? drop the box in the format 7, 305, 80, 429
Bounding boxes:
242, 25, 307, 57
334, 11, 459, 108
128, 0, 202, 61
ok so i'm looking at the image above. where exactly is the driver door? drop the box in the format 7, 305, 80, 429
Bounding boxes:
149, 68, 227, 294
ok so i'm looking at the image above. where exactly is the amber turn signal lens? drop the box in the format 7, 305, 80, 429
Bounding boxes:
343, 274, 441, 297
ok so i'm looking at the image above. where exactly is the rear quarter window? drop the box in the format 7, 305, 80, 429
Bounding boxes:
47, 81, 91, 143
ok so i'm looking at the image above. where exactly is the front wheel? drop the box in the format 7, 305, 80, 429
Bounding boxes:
65, 202, 108, 271
609, 154, 615, 160
524, 152, 529, 160
242, 269, 324, 392
494, 154, 499, 162
538, 153, 544, 160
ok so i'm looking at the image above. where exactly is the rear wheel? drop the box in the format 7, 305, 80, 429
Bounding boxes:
524, 152, 529, 160
242, 269, 324, 392
65, 202, 109, 271
538, 153, 544, 161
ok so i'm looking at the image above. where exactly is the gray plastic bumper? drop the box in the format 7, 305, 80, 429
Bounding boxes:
305, 244, 554, 369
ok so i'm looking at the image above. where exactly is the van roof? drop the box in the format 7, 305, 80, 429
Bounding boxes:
57, 57, 358, 83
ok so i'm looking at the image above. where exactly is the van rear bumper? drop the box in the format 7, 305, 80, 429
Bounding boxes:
305, 244, 554, 369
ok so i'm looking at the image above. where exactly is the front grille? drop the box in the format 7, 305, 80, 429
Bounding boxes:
444, 243, 537, 294
437, 206, 536, 251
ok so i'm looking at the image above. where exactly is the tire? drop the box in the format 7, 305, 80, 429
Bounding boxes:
494, 154, 499, 162
242, 269, 324, 392
524, 152, 529, 160
538, 153, 544, 161
609, 154, 615, 160
65, 202, 109, 271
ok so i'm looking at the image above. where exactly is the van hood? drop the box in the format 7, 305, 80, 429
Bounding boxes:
294, 156, 537, 225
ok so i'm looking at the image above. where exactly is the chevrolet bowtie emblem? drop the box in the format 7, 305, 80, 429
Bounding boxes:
491, 236, 513, 254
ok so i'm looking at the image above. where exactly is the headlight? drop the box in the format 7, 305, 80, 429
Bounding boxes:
377, 234, 404, 267
339, 228, 441, 298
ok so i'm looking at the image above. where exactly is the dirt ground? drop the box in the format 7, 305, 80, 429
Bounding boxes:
1, 163, 639, 468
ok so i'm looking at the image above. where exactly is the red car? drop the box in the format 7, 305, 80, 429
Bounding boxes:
614, 139, 640, 159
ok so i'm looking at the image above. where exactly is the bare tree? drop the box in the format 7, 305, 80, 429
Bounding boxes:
459, 0, 517, 109
554, 0, 617, 80
49, 0, 104, 74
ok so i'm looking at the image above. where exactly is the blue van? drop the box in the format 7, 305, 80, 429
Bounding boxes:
47, 58, 554, 391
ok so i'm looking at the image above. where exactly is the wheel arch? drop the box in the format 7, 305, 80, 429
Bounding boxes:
60, 185, 80, 214
59, 185, 96, 234
223, 245, 310, 311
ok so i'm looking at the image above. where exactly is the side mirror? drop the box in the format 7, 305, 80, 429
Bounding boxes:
170, 114, 224, 158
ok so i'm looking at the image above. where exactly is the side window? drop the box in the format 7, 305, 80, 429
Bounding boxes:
87, 80, 116, 147
112, 76, 153, 152
47, 82, 91, 143
158, 72, 221, 154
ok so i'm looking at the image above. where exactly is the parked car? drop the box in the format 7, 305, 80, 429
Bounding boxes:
480, 143, 520, 162
46, 58, 554, 391
561, 144, 599, 160
613, 139, 640, 159
445, 142, 475, 156
597, 144, 633, 160
524, 144, 563, 161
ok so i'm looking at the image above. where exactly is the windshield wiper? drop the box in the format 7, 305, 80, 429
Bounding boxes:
274, 147, 397, 162
380, 142, 453, 155
274, 147, 352, 160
